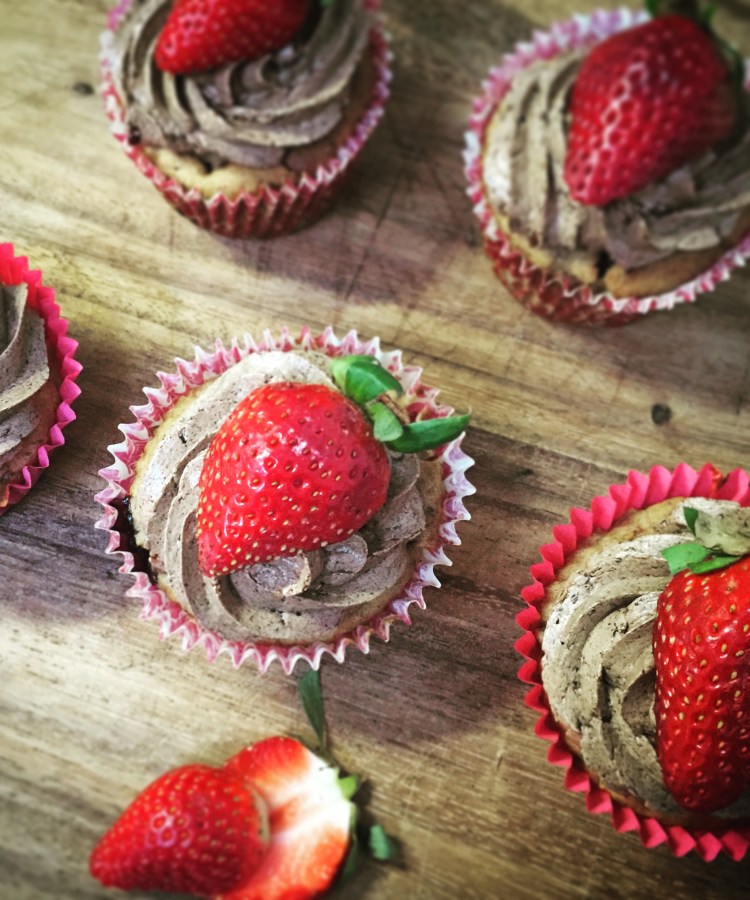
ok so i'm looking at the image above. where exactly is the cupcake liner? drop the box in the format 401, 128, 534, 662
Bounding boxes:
516, 462, 750, 860
94, 327, 475, 674
0, 244, 81, 515
464, 8, 750, 325
100, 0, 392, 240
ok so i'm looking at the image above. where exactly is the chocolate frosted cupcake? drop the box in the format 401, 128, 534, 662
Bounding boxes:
101, 0, 391, 238
0, 245, 80, 514
96, 328, 474, 673
518, 464, 750, 860
466, 7, 750, 324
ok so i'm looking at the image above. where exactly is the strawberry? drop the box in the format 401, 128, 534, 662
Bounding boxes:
196, 355, 470, 578
155, 0, 309, 76
654, 519, 750, 813
89, 764, 269, 894
564, 13, 737, 206
196, 381, 390, 577
220, 737, 353, 900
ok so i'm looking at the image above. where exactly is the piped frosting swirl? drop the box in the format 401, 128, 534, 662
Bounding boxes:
107, 0, 371, 169
483, 53, 750, 271
130, 350, 439, 644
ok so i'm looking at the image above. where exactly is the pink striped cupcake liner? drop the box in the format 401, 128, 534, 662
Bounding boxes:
464, 8, 750, 325
94, 327, 474, 675
517, 462, 750, 860
100, 0, 391, 240
0, 244, 81, 514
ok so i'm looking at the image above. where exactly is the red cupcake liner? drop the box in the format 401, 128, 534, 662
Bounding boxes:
94, 327, 474, 675
516, 462, 750, 860
101, 0, 391, 240
464, 8, 750, 325
0, 244, 81, 515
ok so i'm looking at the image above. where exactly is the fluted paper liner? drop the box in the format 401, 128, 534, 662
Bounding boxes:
0, 244, 81, 514
517, 463, 750, 860
464, 8, 750, 325
101, 0, 391, 240
95, 327, 474, 674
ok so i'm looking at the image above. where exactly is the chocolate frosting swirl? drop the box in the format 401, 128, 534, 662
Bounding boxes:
107, 0, 371, 168
541, 498, 750, 817
130, 351, 436, 644
484, 53, 750, 270
0, 285, 50, 477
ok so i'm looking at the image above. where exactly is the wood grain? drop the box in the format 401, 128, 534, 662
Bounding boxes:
2, 0, 750, 897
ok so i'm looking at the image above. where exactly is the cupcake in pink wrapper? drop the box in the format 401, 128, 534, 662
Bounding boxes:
0, 244, 81, 515
95, 327, 474, 674
464, 8, 750, 325
100, 0, 391, 239
517, 462, 750, 860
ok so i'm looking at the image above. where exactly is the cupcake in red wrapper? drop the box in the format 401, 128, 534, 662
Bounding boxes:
0, 244, 81, 515
464, 7, 750, 325
517, 462, 750, 860
100, 0, 391, 239
95, 327, 474, 674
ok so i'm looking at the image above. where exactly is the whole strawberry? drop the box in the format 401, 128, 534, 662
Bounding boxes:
564, 12, 737, 206
156, 0, 309, 76
654, 518, 750, 813
196, 381, 390, 577
196, 355, 469, 578
89, 765, 269, 894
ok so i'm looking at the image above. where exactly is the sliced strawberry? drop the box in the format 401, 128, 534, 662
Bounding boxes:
156, 0, 309, 76
89, 765, 269, 895
218, 737, 353, 900
196, 382, 390, 578
564, 14, 737, 205
654, 550, 750, 812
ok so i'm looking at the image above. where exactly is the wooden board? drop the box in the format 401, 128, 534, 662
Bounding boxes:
2, 0, 750, 897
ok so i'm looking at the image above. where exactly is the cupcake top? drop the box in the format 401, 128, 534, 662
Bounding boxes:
0, 283, 52, 482
130, 350, 445, 644
483, 51, 750, 272
541, 496, 750, 819
106, 0, 372, 169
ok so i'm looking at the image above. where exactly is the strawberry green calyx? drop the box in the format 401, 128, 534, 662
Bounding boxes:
329, 355, 470, 453
661, 505, 750, 575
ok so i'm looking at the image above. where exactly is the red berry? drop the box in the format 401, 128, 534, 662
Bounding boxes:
564, 15, 736, 205
89, 765, 268, 895
196, 382, 390, 578
156, 0, 309, 75
653, 557, 750, 812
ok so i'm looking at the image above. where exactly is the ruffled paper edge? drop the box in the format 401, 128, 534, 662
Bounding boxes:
463, 7, 750, 323
516, 462, 750, 860
94, 326, 475, 675
0, 243, 82, 515
99, 0, 392, 239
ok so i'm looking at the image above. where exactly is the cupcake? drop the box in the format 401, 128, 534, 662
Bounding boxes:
100, 0, 391, 239
518, 463, 750, 860
96, 327, 474, 673
0, 244, 80, 514
465, 7, 750, 325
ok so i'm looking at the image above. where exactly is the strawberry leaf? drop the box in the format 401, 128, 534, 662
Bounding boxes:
688, 554, 740, 574
368, 825, 396, 861
330, 355, 403, 405
683, 506, 699, 535
298, 670, 327, 753
388, 413, 470, 453
369, 402, 405, 442
662, 542, 712, 574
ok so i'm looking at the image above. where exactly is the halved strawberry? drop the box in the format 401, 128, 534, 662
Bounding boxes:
219, 737, 354, 900
89, 765, 269, 895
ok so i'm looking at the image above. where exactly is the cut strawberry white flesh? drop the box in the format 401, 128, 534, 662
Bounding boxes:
217, 737, 353, 900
